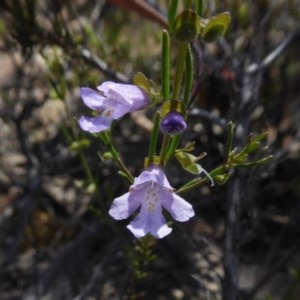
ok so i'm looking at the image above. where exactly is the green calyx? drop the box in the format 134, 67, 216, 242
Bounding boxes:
175, 149, 206, 175
133, 72, 162, 104
161, 100, 186, 119
144, 155, 163, 168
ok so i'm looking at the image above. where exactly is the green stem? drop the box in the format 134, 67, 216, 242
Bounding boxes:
61, 123, 74, 144
159, 135, 171, 166
78, 149, 95, 185
149, 112, 161, 158
176, 177, 206, 195
160, 43, 189, 165
225, 121, 235, 160
115, 156, 134, 183
101, 131, 134, 183
61, 123, 98, 192
158, 40, 189, 166
176, 165, 227, 194
172, 42, 188, 100
165, 134, 181, 162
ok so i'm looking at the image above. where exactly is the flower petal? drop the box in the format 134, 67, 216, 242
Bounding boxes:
133, 169, 156, 186
78, 115, 111, 133
133, 165, 173, 190
109, 191, 141, 220
149, 215, 172, 239
109, 104, 133, 119
98, 82, 149, 111
127, 209, 172, 239
162, 192, 195, 222
80, 87, 105, 110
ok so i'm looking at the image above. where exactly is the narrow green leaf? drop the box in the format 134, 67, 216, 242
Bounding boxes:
253, 155, 273, 166
247, 141, 261, 153
236, 155, 273, 168
168, 0, 178, 30
148, 112, 161, 158
162, 30, 170, 101
234, 153, 248, 163
183, 44, 193, 106
251, 131, 268, 143
225, 121, 235, 159
118, 170, 133, 183
195, 0, 205, 17
165, 134, 181, 162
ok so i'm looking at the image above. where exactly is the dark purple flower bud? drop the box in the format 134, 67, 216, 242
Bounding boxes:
160, 111, 187, 135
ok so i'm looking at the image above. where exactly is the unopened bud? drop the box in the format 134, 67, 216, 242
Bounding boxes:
160, 111, 187, 135
173, 10, 201, 42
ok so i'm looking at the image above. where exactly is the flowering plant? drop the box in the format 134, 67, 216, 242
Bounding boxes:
77, 1, 271, 241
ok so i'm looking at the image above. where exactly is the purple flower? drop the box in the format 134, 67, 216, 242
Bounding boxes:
109, 165, 195, 239
160, 111, 187, 135
79, 81, 149, 133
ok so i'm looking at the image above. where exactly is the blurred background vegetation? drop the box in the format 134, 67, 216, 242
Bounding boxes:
0, 0, 300, 299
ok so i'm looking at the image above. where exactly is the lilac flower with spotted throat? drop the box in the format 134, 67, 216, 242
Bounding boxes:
79, 81, 149, 133
109, 164, 195, 239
